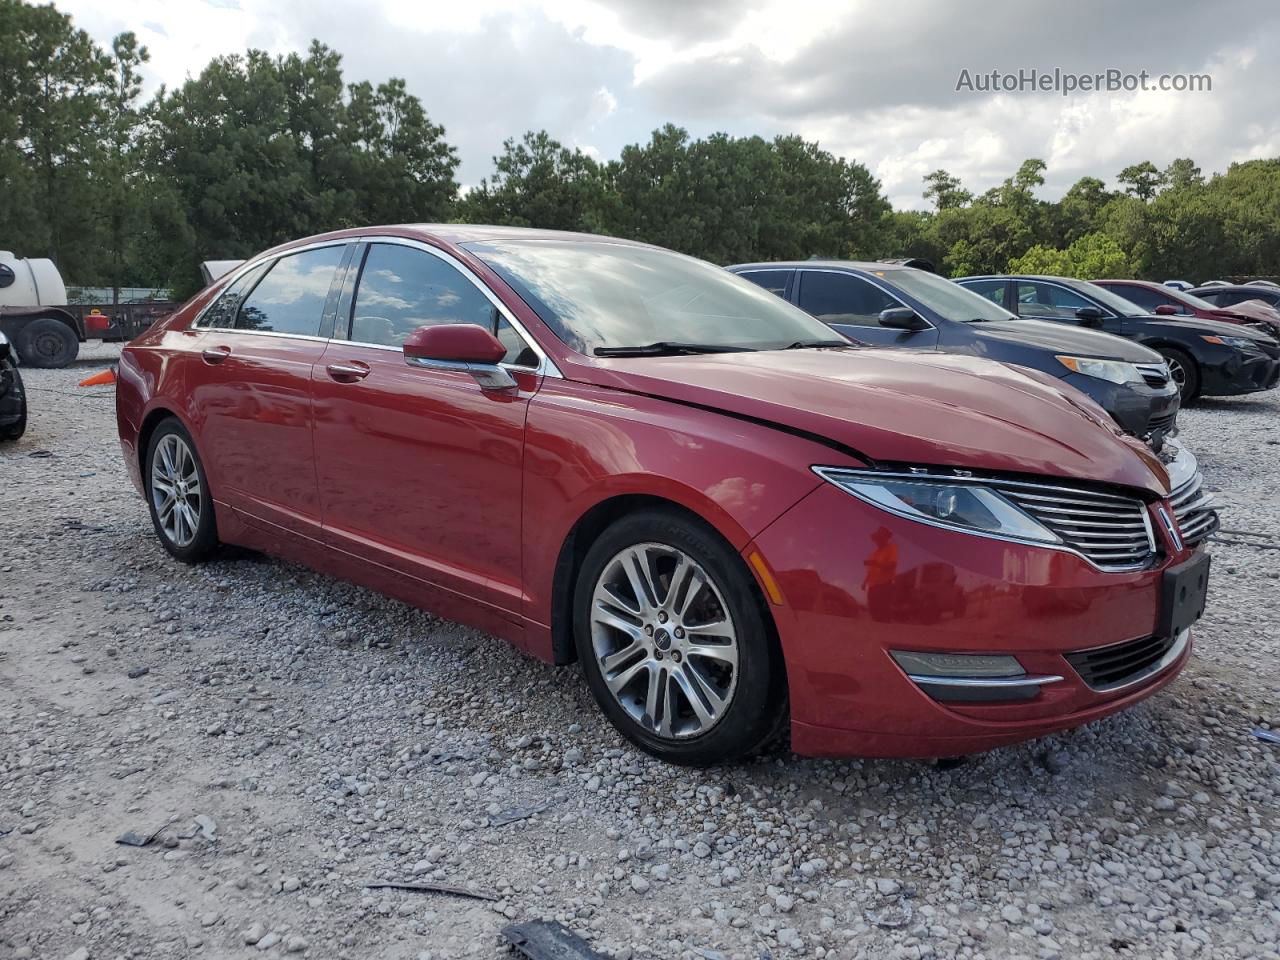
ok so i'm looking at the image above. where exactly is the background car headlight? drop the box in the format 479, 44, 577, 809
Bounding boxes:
813, 469, 1060, 544
1055, 355, 1145, 384
1201, 335, 1259, 350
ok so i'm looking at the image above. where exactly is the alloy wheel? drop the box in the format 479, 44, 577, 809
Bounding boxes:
150, 433, 203, 547
589, 542, 739, 739
1166, 357, 1187, 392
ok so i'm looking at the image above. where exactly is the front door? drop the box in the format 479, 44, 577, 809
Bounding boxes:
311, 240, 541, 624
794, 269, 940, 349
189, 243, 349, 539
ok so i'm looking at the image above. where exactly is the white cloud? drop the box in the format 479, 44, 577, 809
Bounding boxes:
57, 0, 1280, 209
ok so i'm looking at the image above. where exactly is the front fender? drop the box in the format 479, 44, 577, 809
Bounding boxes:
520, 378, 857, 659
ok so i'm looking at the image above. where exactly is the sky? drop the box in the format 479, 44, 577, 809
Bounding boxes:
59, 0, 1280, 210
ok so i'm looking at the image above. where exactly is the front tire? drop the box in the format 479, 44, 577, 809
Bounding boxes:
145, 419, 219, 562
573, 509, 786, 765
1158, 347, 1199, 402
0, 362, 25, 442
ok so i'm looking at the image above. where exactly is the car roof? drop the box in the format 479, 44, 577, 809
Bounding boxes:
1092, 278, 1166, 289
728, 260, 909, 272
955, 274, 1091, 283
263, 224, 656, 258
1188, 283, 1277, 293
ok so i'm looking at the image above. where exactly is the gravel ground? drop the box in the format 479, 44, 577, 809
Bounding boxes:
2, 343, 1278, 960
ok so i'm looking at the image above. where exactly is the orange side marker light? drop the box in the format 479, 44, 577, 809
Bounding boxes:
747, 550, 785, 606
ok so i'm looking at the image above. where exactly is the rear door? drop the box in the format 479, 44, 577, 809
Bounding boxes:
311, 239, 543, 623
794, 269, 939, 348
190, 243, 350, 540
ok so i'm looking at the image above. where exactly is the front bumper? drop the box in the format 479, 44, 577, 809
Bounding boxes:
1063, 372, 1179, 439
0, 358, 25, 427
1199, 344, 1280, 396
747, 481, 1198, 758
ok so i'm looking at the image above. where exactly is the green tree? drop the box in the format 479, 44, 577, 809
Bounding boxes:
1163, 157, 1203, 191
922, 169, 971, 211
458, 130, 607, 232
1010, 232, 1132, 279
1117, 161, 1164, 201
0, 0, 111, 277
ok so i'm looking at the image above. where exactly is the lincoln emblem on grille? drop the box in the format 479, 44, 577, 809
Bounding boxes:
1157, 506, 1183, 552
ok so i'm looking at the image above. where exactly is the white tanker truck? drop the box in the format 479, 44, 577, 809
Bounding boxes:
0, 250, 179, 368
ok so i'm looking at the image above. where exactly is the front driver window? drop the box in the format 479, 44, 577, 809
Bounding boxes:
960, 279, 1006, 306
350, 244, 536, 366
1016, 282, 1093, 319
797, 271, 903, 326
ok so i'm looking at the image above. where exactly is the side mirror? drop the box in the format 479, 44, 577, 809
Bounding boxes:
878, 307, 930, 331
1153, 304, 1180, 316
403, 324, 516, 392
1075, 306, 1104, 324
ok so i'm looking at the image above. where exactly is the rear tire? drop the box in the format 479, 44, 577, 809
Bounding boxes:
573, 508, 787, 766
1158, 347, 1199, 402
16, 317, 79, 369
144, 418, 219, 562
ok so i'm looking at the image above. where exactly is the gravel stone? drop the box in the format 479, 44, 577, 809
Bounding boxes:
1, 344, 1278, 960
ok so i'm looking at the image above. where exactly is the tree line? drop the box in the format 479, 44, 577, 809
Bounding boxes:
4, 0, 1279, 300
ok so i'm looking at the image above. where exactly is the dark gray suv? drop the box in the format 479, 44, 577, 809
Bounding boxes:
729, 261, 1180, 446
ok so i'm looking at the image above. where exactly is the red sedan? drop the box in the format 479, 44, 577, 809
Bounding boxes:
115, 226, 1217, 763
1094, 279, 1280, 339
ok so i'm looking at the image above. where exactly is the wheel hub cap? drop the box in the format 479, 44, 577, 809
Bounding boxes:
150, 434, 202, 548
589, 543, 739, 740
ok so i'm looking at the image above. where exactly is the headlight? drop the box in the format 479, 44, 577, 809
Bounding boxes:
813, 469, 1060, 544
1055, 355, 1144, 384
1201, 335, 1259, 350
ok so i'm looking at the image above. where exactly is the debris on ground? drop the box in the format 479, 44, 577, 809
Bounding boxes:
364, 881, 500, 901
500, 921, 611, 959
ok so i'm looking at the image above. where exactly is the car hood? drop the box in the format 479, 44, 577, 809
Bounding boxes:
1136, 313, 1278, 343
967, 318, 1160, 362
1213, 301, 1280, 329
583, 348, 1171, 496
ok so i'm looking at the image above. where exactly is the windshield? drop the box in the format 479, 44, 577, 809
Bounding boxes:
464, 240, 838, 354
1177, 290, 1227, 311
1060, 279, 1152, 316
885, 269, 1016, 322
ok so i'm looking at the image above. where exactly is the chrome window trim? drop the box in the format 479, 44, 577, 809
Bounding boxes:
795, 268, 939, 331
812, 466, 1158, 573
339, 235, 562, 379
191, 239, 351, 332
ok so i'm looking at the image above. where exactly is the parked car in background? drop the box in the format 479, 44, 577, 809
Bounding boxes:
115, 225, 1215, 764
1093, 278, 1280, 339
1164, 280, 1194, 291
729, 261, 1179, 445
0, 330, 26, 442
1188, 282, 1280, 318
958, 275, 1280, 401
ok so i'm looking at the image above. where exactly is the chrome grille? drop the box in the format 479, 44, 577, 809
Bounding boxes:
1170, 474, 1218, 548
1135, 361, 1171, 388
990, 480, 1155, 570
1147, 411, 1177, 435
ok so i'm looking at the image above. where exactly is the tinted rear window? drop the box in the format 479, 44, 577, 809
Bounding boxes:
235, 246, 345, 336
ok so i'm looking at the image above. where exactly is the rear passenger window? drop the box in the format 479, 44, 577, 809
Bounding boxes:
960, 279, 1006, 306
738, 270, 793, 298
235, 247, 345, 336
196, 265, 267, 329
797, 271, 903, 325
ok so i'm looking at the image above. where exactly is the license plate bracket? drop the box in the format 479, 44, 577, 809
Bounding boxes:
1159, 551, 1210, 638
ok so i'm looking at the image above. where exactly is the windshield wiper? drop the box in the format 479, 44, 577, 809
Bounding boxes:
593, 342, 757, 357
781, 339, 853, 349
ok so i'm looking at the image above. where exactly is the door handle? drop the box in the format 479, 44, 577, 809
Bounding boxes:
326, 361, 370, 383
201, 346, 231, 364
